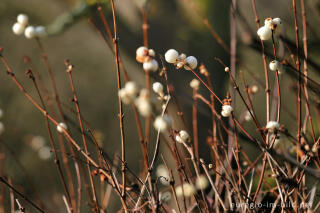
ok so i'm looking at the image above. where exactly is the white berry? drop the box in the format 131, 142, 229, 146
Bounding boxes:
119, 88, 131, 104
17, 14, 29, 26
136, 46, 148, 57
154, 115, 172, 132
266, 121, 280, 132
244, 111, 252, 121
185, 56, 198, 70
24, 26, 36, 39
221, 105, 233, 117
312, 145, 318, 153
272, 18, 282, 28
143, 59, 159, 72
12, 22, 25, 35
57, 122, 68, 133
31, 135, 45, 151
152, 82, 164, 95
257, 26, 272, 40
175, 130, 190, 143
196, 175, 209, 190
135, 98, 152, 117
178, 53, 186, 60
269, 60, 280, 71
165, 49, 179, 63
156, 164, 170, 185
38, 146, 52, 160
148, 49, 155, 57
190, 79, 200, 90
175, 183, 196, 197
124, 81, 138, 98
251, 85, 259, 94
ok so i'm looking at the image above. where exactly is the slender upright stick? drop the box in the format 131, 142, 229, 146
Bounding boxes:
300, 0, 316, 143
65, 62, 99, 212
292, 0, 302, 161
141, 5, 152, 159
228, 0, 237, 163
109, 0, 127, 206
192, 88, 199, 164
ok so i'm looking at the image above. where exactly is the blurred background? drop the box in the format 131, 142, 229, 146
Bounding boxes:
0, 0, 319, 212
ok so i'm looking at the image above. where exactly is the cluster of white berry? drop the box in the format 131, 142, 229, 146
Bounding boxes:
257, 17, 282, 41
12, 14, 46, 39
30, 135, 52, 160
244, 110, 253, 122
119, 81, 139, 104
221, 104, 233, 117
175, 130, 190, 144
119, 81, 174, 133
164, 49, 198, 70
119, 81, 153, 117
175, 175, 208, 197
136, 46, 159, 72
175, 183, 195, 197
0, 109, 4, 136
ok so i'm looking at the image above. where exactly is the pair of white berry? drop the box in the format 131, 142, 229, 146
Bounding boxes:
119, 81, 139, 104
257, 17, 282, 41
118, 81, 152, 117
221, 105, 233, 117
12, 14, 46, 39
136, 46, 159, 72
12, 14, 29, 35
175, 130, 190, 144
165, 49, 198, 70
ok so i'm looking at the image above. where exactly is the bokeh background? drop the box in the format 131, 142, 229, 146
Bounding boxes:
0, 0, 319, 212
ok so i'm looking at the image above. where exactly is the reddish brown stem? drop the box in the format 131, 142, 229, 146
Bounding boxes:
65, 62, 99, 212
292, 0, 302, 161
192, 89, 199, 166
300, 0, 316, 144
109, 0, 127, 208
